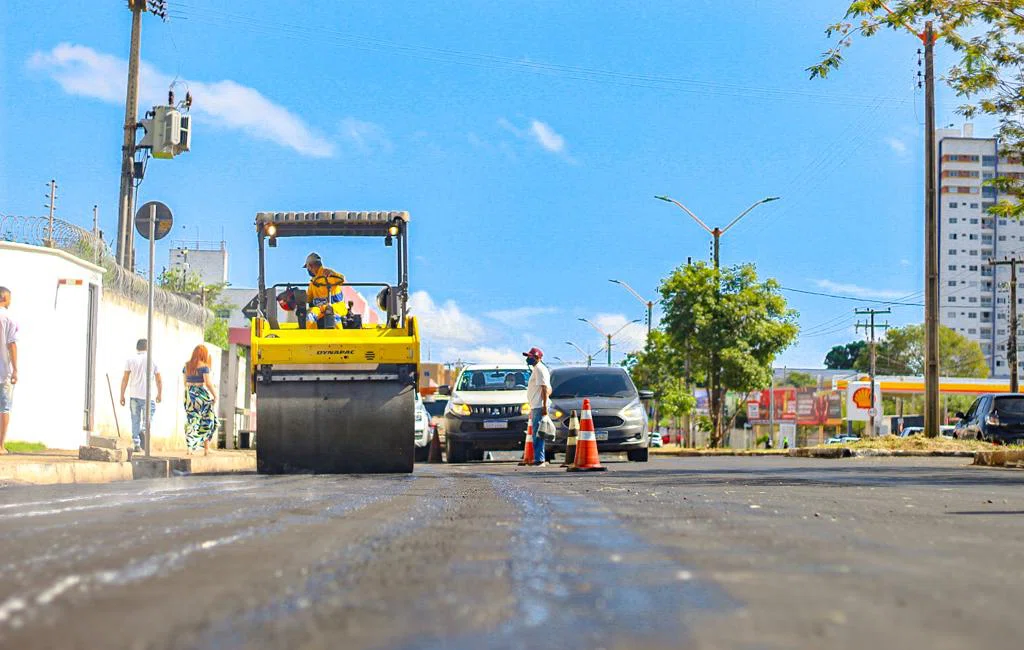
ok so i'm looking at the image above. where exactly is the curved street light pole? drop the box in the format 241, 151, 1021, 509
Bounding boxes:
654, 195, 779, 269
610, 279, 653, 344
578, 318, 641, 366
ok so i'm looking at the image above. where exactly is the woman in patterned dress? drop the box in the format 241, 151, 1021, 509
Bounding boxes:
183, 345, 218, 455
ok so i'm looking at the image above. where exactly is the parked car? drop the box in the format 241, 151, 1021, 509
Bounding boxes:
414, 393, 433, 462
648, 431, 663, 448
899, 426, 924, 437
546, 366, 652, 462
825, 435, 860, 445
442, 364, 531, 462
953, 394, 1024, 444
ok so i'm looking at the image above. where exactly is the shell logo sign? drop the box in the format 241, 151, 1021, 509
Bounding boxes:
851, 387, 873, 409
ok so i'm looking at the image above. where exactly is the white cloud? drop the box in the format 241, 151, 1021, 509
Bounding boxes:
590, 313, 648, 355
484, 306, 557, 327
814, 279, 910, 300
28, 43, 334, 157
497, 117, 570, 158
886, 137, 908, 157
899, 259, 911, 267
408, 291, 484, 344
339, 117, 392, 153
529, 119, 565, 153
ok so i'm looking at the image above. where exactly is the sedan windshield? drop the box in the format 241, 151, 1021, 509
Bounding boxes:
456, 369, 529, 391
550, 370, 637, 399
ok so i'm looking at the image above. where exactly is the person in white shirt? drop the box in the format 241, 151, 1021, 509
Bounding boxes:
524, 346, 551, 466
0, 287, 18, 454
120, 339, 163, 452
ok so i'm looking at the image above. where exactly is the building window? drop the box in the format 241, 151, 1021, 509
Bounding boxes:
969, 234, 978, 240
950, 233, 958, 240
948, 281, 957, 287
970, 250, 979, 256
948, 311, 957, 318
948, 265, 957, 271
983, 171, 996, 180
969, 297, 978, 303
969, 265, 979, 271
983, 186, 997, 198
949, 249, 957, 255
971, 203, 979, 209
983, 155, 997, 166
970, 218, 979, 224
969, 328, 977, 334
1000, 235, 1008, 241
949, 217, 958, 224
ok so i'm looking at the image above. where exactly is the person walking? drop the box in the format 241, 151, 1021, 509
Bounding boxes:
523, 346, 551, 467
183, 344, 218, 455
120, 338, 162, 453
0, 287, 18, 454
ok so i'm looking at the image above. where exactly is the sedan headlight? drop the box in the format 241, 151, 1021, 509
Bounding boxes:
621, 402, 646, 420
520, 403, 531, 416
448, 401, 471, 416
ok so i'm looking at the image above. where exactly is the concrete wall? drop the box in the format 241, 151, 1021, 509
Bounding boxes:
92, 292, 219, 451
1, 242, 221, 451
0, 243, 104, 449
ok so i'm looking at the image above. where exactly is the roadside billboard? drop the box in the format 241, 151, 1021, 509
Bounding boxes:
748, 388, 842, 425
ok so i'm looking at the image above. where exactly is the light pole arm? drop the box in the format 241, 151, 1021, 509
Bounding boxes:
610, 319, 641, 339
578, 318, 607, 338
609, 279, 649, 306
721, 197, 780, 235
565, 341, 589, 358
654, 196, 714, 235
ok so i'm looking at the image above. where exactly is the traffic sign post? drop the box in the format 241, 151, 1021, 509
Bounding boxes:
135, 201, 173, 457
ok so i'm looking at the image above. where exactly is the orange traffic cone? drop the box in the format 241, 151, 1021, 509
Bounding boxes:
568, 399, 606, 472
561, 411, 579, 467
427, 427, 443, 463
518, 420, 535, 466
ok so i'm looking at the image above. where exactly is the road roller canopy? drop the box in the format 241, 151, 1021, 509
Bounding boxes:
256, 211, 409, 238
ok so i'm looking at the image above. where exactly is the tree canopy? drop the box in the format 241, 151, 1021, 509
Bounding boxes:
852, 324, 989, 377
660, 262, 798, 446
810, 1, 1024, 218
158, 267, 233, 350
824, 341, 867, 370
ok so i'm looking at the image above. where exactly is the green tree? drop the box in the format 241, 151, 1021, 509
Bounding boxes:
782, 370, 818, 388
810, 1, 1024, 219
157, 267, 233, 350
660, 262, 799, 447
853, 324, 989, 377
824, 341, 867, 370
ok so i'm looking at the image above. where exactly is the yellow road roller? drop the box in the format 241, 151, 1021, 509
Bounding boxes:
249, 211, 419, 474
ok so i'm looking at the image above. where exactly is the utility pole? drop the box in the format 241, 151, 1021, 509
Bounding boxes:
609, 279, 654, 344
45, 179, 57, 247
93, 204, 101, 264
922, 21, 942, 439
116, 0, 147, 269
856, 308, 891, 437
989, 257, 1023, 392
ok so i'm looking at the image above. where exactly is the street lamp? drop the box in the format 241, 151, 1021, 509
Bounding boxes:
565, 341, 606, 368
578, 318, 640, 366
609, 279, 653, 344
654, 195, 780, 268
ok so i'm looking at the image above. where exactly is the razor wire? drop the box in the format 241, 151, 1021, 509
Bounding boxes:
0, 214, 209, 327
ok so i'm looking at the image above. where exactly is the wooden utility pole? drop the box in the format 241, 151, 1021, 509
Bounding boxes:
856, 308, 891, 437
116, 1, 146, 269
989, 257, 1023, 393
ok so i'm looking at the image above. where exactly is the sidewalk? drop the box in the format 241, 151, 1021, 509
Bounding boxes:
0, 448, 256, 486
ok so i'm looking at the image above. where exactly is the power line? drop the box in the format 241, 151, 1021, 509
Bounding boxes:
781, 286, 924, 307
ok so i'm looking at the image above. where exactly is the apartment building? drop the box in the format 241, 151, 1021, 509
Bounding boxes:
938, 124, 1024, 376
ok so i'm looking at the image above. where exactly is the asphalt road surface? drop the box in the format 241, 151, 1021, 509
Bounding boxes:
1, 456, 1023, 650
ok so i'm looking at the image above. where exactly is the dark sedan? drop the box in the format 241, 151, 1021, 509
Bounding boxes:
953, 393, 1024, 445
545, 366, 651, 462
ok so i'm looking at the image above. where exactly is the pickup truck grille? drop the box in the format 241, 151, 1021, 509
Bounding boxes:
469, 404, 521, 417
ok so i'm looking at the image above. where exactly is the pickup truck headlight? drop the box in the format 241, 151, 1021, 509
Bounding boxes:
549, 407, 565, 420
448, 401, 471, 416
520, 403, 531, 416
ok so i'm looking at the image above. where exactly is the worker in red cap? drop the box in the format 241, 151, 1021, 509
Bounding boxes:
523, 347, 551, 466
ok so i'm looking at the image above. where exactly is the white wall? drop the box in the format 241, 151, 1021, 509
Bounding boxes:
0, 243, 104, 449
92, 292, 219, 451
1, 242, 222, 451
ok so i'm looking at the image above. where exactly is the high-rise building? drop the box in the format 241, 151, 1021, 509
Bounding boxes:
168, 240, 228, 286
938, 124, 1024, 377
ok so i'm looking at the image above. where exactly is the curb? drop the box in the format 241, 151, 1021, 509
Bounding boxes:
973, 450, 1024, 468
652, 450, 789, 457
0, 453, 256, 486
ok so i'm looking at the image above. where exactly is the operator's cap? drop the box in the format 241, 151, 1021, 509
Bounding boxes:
523, 347, 544, 360
302, 252, 322, 269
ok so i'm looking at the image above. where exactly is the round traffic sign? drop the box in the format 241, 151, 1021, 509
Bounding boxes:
135, 201, 174, 240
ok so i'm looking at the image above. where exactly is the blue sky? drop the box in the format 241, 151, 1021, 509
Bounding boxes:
0, 1, 989, 367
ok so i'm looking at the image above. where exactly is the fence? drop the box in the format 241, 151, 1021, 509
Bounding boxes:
0, 214, 209, 327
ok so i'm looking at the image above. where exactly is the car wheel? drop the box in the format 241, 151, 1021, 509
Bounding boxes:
446, 439, 465, 463
627, 448, 649, 462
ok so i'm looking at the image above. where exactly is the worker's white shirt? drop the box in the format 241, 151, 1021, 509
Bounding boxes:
125, 352, 159, 400
527, 362, 551, 410
0, 307, 16, 382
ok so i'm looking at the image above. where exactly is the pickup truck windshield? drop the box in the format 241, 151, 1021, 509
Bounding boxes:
456, 369, 529, 392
